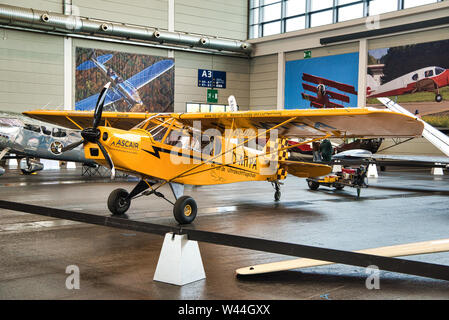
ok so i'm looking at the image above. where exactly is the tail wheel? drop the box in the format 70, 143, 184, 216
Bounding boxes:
21, 169, 32, 175
307, 180, 320, 190
435, 94, 443, 102
108, 188, 131, 215
173, 196, 197, 224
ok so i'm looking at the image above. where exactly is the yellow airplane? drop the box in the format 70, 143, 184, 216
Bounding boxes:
24, 83, 424, 224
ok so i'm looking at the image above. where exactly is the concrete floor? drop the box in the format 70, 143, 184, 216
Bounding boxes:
0, 167, 449, 300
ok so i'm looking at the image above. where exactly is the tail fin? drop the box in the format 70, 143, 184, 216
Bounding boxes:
366, 74, 378, 97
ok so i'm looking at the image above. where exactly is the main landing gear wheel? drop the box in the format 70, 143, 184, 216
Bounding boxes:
307, 180, 320, 190
335, 185, 344, 190
173, 196, 197, 224
435, 94, 443, 103
108, 188, 131, 216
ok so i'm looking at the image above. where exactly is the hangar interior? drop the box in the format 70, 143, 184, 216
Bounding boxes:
1, 0, 449, 300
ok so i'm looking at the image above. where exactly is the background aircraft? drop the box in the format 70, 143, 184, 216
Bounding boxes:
301, 73, 358, 108
0, 112, 95, 175
76, 50, 175, 111
367, 66, 449, 102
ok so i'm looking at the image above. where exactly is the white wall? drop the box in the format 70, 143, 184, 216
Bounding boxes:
0, 29, 64, 113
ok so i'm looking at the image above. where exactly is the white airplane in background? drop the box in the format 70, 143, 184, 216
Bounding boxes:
367, 66, 449, 102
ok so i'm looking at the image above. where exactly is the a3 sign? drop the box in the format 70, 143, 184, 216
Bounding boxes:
198, 69, 226, 89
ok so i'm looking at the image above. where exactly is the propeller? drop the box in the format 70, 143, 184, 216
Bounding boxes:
62, 82, 116, 179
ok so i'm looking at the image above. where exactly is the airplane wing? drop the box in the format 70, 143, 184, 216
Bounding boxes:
22, 110, 151, 130
126, 59, 174, 90
414, 78, 438, 92
302, 73, 357, 95
75, 87, 123, 111
23, 108, 424, 138
170, 108, 424, 139
332, 149, 449, 168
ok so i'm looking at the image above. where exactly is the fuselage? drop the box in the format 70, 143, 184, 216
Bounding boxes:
84, 126, 282, 185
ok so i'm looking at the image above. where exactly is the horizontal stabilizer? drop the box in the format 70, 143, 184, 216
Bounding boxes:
280, 160, 331, 178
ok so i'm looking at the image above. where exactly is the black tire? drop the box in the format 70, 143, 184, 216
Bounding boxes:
335, 185, 344, 190
107, 188, 131, 216
173, 196, 197, 224
435, 94, 443, 103
307, 180, 320, 190
274, 190, 281, 202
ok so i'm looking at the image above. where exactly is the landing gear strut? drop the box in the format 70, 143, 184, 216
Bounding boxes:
272, 181, 282, 202
107, 179, 197, 224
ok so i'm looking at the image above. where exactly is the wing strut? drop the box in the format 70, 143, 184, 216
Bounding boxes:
65, 116, 84, 130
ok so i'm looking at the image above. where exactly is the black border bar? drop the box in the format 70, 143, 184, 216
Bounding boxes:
1, 200, 449, 281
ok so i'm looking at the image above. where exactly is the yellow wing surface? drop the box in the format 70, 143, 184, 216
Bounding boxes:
24, 108, 424, 138
22, 110, 149, 130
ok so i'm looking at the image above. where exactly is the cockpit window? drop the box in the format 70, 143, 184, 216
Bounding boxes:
24, 124, 41, 133
436, 67, 445, 75
424, 70, 434, 77
41, 126, 51, 135
52, 128, 67, 138
412, 73, 418, 81
0, 118, 22, 127
152, 126, 168, 142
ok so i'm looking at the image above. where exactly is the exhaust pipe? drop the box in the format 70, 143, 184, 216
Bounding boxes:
0, 4, 252, 54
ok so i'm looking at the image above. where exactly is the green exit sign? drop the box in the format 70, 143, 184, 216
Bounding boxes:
304, 50, 312, 59
207, 89, 218, 103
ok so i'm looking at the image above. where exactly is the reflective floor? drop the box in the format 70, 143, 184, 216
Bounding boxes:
0, 167, 449, 299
